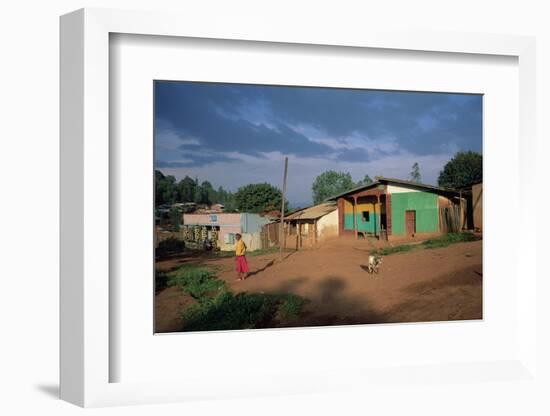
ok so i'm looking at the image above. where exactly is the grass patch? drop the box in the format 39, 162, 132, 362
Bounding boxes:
167, 266, 225, 300
372, 232, 480, 256
160, 261, 308, 331
155, 269, 169, 293
422, 232, 478, 249
181, 291, 278, 331
372, 244, 416, 256
278, 293, 308, 321
156, 237, 185, 258
180, 291, 308, 332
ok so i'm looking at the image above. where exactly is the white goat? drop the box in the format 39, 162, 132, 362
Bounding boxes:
366, 255, 383, 274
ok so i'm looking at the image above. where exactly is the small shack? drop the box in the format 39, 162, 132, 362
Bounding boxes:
471, 182, 482, 231
283, 202, 338, 249
456, 181, 483, 231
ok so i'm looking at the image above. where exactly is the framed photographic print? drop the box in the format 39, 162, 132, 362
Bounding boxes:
152, 80, 483, 334
60, 7, 538, 408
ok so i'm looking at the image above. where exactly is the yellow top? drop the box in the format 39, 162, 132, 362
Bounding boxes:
235, 239, 247, 256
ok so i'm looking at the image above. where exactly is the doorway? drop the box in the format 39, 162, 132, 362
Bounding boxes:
405, 210, 416, 236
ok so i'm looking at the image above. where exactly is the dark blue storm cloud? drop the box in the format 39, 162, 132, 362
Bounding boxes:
154, 81, 482, 169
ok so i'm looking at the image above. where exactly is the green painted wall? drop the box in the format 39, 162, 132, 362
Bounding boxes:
344, 213, 380, 232
391, 192, 439, 235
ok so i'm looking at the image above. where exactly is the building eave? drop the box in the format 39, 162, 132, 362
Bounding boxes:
326, 177, 460, 200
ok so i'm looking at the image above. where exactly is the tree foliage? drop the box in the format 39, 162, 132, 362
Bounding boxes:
234, 183, 286, 214
437, 151, 482, 188
176, 176, 196, 202
355, 174, 373, 187
155, 169, 238, 209
312, 170, 355, 204
409, 162, 422, 183
155, 170, 178, 205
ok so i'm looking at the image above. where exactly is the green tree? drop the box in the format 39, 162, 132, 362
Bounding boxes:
216, 186, 226, 204
200, 180, 216, 205
409, 162, 422, 183
355, 174, 373, 187
234, 183, 285, 214
176, 176, 197, 202
312, 170, 355, 204
190, 177, 210, 205
438, 151, 482, 188
155, 170, 177, 205
155, 170, 166, 205
223, 192, 238, 212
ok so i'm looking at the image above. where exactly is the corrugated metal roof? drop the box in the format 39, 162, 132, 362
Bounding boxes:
326, 177, 459, 201
285, 202, 337, 221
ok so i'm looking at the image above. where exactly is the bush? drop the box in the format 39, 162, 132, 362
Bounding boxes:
163, 263, 308, 331
156, 237, 185, 257
371, 244, 416, 256
278, 294, 307, 321
181, 291, 277, 331
372, 232, 479, 256
422, 232, 478, 249
168, 266, 225, 299
155, 269, 169, 293
180, 291, 307, 332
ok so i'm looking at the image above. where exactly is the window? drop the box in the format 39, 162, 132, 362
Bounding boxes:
362, 211, 370, 222
224, 233, 236, 244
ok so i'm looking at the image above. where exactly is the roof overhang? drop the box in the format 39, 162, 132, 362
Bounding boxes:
327, 177, 460, 200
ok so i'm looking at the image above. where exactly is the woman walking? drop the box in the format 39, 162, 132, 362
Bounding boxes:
234, 233, 249, 281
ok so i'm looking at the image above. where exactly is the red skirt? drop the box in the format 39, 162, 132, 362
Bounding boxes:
235, 255, 249, 273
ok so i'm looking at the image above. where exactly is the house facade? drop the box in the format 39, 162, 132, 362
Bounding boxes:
182, 212, 271, 251
329, 177, 461, 240
283, 202, 338, 249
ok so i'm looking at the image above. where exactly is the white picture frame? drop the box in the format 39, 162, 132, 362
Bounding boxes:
60, 8, 538, 408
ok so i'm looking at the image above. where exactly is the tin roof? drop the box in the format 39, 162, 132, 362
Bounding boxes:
285, 202, 337, 221
326, 177, 459, 200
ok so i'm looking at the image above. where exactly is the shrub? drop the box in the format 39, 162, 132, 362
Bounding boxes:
181, 291, 277, 331
422, 232, 478, 249
180, 291, 307, 332
168, 266, 225, 299
155, 269, 169, 293
278, 294, 307, 321
371, 244, 416, 256
372, 232, 479, 256
156, 237, 185, 257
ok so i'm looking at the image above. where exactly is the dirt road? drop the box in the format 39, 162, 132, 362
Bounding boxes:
155, 237, 482, 332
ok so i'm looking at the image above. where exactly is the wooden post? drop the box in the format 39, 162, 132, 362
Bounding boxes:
313, 221, 317, 245
353, 195, 358, 240
459, 189, 463, 231
279, 157, 288, 258
376, 195, 380, 239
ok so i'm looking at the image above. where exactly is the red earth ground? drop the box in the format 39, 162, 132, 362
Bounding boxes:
155, 236, 482, 332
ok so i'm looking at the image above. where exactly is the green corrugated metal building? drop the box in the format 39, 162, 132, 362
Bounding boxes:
328, 177, 461, 239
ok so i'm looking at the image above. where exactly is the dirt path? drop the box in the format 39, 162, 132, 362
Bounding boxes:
156, 238, 482, 331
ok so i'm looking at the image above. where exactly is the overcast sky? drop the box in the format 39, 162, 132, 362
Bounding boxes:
155, 81, 482, 207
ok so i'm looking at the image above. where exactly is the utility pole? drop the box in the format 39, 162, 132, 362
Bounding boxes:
459, 188, 464, 231
279, 157, 288, 259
